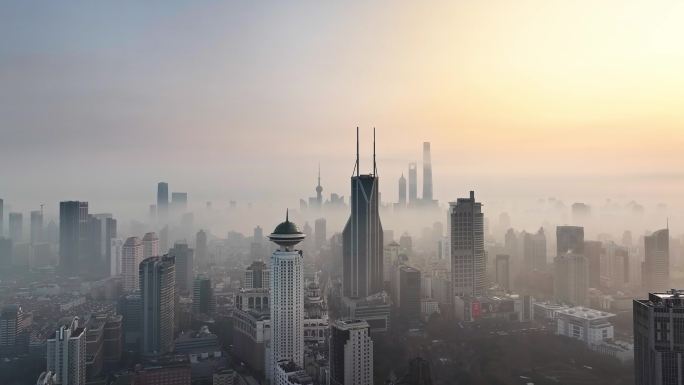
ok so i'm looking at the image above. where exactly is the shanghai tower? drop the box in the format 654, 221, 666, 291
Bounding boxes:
342, 128, 384, 299
422, 141, 433, 202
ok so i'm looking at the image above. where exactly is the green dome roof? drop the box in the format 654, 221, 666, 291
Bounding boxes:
272, 220, 302, 235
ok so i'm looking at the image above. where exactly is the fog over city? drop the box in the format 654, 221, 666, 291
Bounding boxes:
2, 2, 684, 385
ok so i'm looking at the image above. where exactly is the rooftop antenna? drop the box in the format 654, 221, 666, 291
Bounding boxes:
317, 163, 321, 186
354, 126, 360, 177
373, 127, 377, 176
286, 208, 289, 222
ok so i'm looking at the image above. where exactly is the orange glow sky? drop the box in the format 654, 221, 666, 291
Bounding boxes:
2, 1, 684, 215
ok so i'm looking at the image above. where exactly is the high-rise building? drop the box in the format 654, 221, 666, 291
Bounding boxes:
643, 229, 669, 292
634, 290, 684, 385
343, 128, 384, 299
157, 182, 169, 221
584, 240, 603, 288
0, 304, 32, 357
398, 173, 407, 207
408, 162, 418, 205
400, 357, 434, 385
168, 242, 193, 294
329, 319, 373, 385
195, 229, 208, 266
122, 237, 143, 292
399, 266, 421, 320
245, 260, 270, 289
553, 253, 588, 306
59, 201, 89, 274
522, 228, 547, 271
314, 218, 326, 250
556, 226, 584, 255
8, 212, 22, 243
159, 225, 169, 254
110, 238, 123, 277
140, 255, 176, 356
192, 276, 215, 315
118, 293, 142, 349
268, 213, 306, 378
422, 142, 433, 203
0, 237, 12, 270
89, 214, 116, 277
171, 192, 188, 213
0, 198, 3, 237
47, 317, 86, 385
495, 254, 510, 292
449, 191, 485, 298
30, 210, 43, 244
142, 232, 159, 258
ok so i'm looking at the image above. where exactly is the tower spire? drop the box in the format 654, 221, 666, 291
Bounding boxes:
356, 126, 360, 177
286, 208, 289, 222
373, 127, 377, 176
317, 163, 321, 186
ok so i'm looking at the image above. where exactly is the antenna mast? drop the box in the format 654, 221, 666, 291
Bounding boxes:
373, 127, 377, 176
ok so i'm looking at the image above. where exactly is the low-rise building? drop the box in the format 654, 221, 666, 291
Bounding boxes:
555, 306, 615, 346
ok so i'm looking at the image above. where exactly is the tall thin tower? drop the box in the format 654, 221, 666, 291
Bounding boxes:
408, 163, 418, 204
422, 142, 433, 202
450, 191, 485, 298
342, 128, 384, 299
269, 212, 306, 378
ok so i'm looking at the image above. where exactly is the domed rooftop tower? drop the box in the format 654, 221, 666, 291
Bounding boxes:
268, 210, 306, 251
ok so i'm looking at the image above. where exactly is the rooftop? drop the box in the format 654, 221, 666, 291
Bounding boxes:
555, 306, 615, 320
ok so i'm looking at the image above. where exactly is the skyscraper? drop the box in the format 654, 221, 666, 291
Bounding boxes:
268, 212, 306, 377
329, 319, 373, 385
495, 254, 511, 292
47, 317, 86, 385
193, 275, 216, 315
556, 226, 584, 255
245, 261, 270, 289
142, 232, 159, 258
157, 182, 169, 221
422, 142, 433, 202
168, 242, 193, 294
343, 128, 384, 299
643, 228, 669, 292
584, 240, 603, 288
30, 210, 43, 244
171, 192, 188, 213
449, 191, 485, 298
59, 201, 89, 274
634, 290, 684, 385
399, 266, 421, 320
553, 253, 588, 306
0, 198, 3, 237
522, 228, 547, 271
195, 229, 208, 266
8, 212, 22, 244
408, 162, 418, 205
139, 255, 175, 356
89, 213, 117, 277
122, 237, 143, 292
314, 218, 326, 250
398, 173, 407, 207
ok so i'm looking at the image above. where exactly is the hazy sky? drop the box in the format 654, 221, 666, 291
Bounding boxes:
3, 1, 684, 216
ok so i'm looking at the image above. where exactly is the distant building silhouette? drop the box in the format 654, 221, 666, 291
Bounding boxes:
30, 210, 43, 244
495, 254, 511, 292
408, 162, 418, 205
142, 232, 159, 259
556, 226, 584, 255
398, 173, 407, 207
193, 275, 215, 315
422, 142, 433, 203
8, 212, 22, 244
554, 253, 588, 306
314, 218, 326, 250
59, 201, 88, 274
195, 229, 208, 266
157, 182, 168, 221
168, 242, 193, 294
398, 357, 433, 385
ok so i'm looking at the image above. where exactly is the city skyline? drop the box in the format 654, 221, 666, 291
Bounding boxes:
4, 2, 684, 211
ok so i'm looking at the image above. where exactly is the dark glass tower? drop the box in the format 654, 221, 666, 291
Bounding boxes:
140, 255, 175, 356
556, 225, 584, 255
342, 128, 384, 299
157, 182, 168, 220
59, 201, 89, 274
